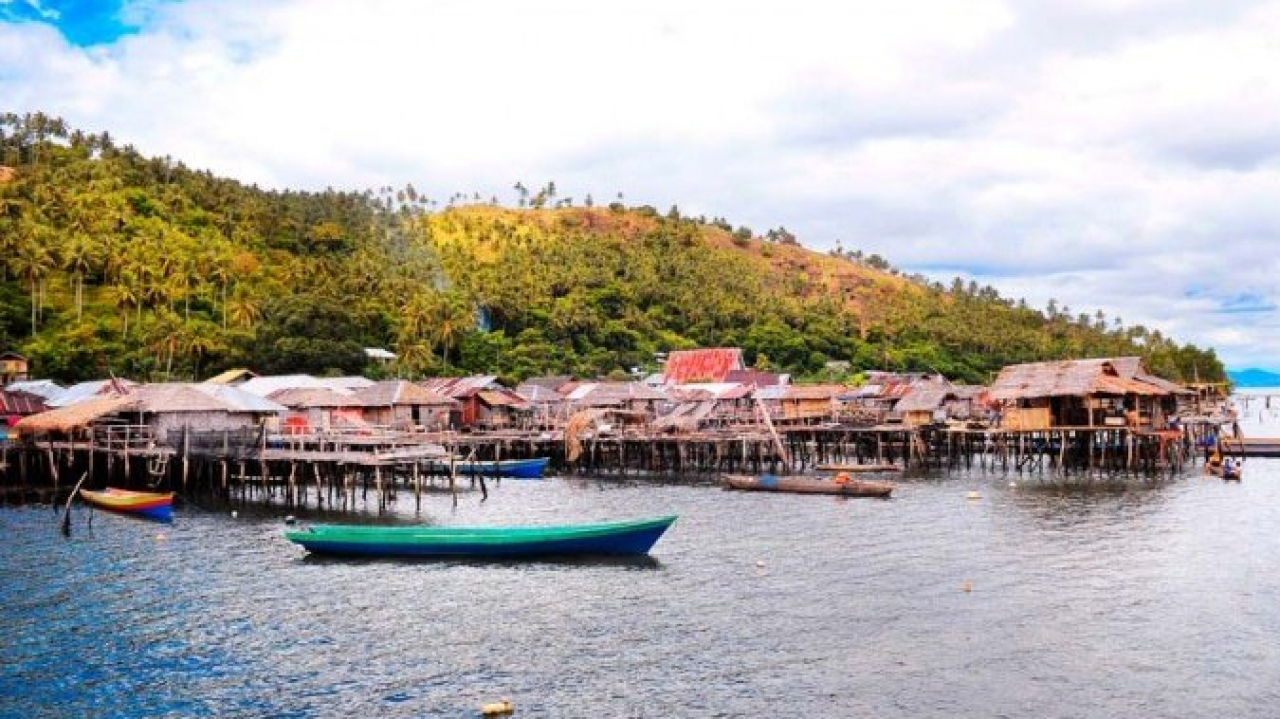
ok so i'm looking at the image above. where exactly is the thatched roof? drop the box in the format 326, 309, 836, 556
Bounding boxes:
268, 387, 362, 409
989, 358, 1180, 401
894, 386, 954, 413
15, 394, 137, 435
350, 380, 456, 407
894, 382, 985, 413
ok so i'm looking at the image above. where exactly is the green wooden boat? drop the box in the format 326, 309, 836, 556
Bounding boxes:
284, 515, 677, 558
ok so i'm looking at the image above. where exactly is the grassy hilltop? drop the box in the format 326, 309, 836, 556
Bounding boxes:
0, 112, 1225, 385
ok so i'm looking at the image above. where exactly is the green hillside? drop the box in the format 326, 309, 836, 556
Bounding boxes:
0, 112, 1225, 385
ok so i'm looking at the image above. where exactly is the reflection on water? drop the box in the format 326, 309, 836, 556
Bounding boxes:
3, 464, 1280, 718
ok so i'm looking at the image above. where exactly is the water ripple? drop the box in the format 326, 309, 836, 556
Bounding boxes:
3, 466, 1280, 717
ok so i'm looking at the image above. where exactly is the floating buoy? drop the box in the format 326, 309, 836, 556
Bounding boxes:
231, 510, 238, 519
481, 699, 514, 715
960, 580, 972, 593
966, 491, 981, 500
154, 534, 166, 542
755, 559, 766, 568
1008, 481, 1017, 488
284, 515, 296, 526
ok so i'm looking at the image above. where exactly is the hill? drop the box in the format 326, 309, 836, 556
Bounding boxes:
0, 112, 1226, 385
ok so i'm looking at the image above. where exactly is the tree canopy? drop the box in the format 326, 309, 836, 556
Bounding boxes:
0, 113, 1226, 385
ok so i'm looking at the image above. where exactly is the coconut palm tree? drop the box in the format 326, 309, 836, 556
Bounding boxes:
10, 223, 55, 334
62, 232, 102, 321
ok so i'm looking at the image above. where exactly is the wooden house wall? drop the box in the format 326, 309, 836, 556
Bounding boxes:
148, 411, 261, 442
363, 406, 451, 429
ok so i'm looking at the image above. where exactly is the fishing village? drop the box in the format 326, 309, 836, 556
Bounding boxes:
0, 347, 1241, 515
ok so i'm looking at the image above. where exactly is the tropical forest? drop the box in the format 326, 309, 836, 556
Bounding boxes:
0, 113, 1226, 386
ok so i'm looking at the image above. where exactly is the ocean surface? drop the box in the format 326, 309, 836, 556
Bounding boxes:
3, 456, 1280, 717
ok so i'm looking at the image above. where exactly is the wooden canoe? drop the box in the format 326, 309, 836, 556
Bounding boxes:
1206, 462, 1242, 481
284, 515, 677, 558
427, 456, 550, 479
80, 487, 175, 522
722, 474, 893, 497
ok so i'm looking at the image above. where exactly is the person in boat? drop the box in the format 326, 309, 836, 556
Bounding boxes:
833, 472, 851, 485
1207, 452, 1223, 473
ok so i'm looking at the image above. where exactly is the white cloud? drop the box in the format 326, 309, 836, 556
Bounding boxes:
5, 0, 1280, 367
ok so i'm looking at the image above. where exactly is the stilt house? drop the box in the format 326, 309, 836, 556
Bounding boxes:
989, 357, 1189, 430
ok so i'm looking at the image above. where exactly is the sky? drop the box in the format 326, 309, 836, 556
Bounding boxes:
3, 0, 1280, 371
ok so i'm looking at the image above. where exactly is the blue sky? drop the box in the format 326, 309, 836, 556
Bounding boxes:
0, 0, 139, 45
3, 0, 1280, 370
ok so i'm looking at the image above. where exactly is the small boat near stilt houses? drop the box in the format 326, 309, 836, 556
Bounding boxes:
79, 487, 175, 522
284, 515, 677, 558
721, 474, 894, 498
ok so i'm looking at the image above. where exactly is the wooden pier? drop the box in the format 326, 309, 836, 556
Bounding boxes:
0, 414, 1221, 516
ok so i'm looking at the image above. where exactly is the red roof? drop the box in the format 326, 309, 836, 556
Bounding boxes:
1, 389, 47, 416
663, 348, 744, 384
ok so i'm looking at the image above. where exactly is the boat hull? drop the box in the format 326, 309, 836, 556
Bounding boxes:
722, 474, 893, 498
79, 488, 175, 522
285, 515, 677, 558
429, 457, 550, 479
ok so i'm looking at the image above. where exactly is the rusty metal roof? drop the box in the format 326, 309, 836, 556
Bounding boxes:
417, 376, 500, 398
476, 389, 530, 409
663, 348, 744, 384
0, 390, 46, 415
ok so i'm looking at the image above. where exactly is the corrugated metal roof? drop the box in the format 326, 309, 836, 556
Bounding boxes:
317, 376, 374, 393
418, 376, 500, 398
238, 375, 326, 397
723, 369, 786, 387
0, 389, 47, 415
48, 379, 139, 408
203, 368, 257, 385
663, 348, 744, 384
513, 384, 564, 403
782, 384, 846, 400
477, 390, 529, 408
669, 383, 745, 400
565, 382, 668, 403
4, 379, 63, 400
192, 384, 287, 413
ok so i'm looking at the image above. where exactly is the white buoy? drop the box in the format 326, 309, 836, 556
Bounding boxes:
966, 491, 981, 500
231, 510, 238, 519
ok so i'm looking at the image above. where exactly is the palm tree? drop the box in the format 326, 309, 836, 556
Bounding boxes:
10, 224, 55, 335
226, 286, 263, 329
62, 232, 102, 321
109, 280, 140, 340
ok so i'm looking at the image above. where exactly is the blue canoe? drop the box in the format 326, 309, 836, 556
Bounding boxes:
284, 515, 677, 558
431, 456, 550, 479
